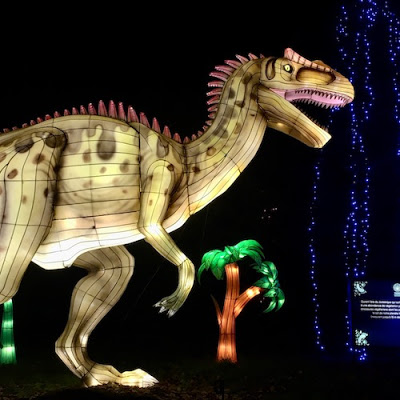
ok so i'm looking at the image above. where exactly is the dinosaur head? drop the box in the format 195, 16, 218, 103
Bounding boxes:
257, 48, 354, 148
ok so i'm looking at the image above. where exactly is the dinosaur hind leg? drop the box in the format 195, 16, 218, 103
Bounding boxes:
0, 131, 64, 304
55, 245, 158, 387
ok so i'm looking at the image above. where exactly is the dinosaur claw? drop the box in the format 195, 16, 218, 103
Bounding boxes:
167, 309, 176, 318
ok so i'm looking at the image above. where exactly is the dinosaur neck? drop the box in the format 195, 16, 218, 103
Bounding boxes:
185, 60, 267, 215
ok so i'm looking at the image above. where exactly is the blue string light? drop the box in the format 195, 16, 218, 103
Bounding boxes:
335, 0, 400, 361
336, 0, 377, 362
307, 156, 325, 351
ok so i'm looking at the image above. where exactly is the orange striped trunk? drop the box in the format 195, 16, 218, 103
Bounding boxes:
217, 263, 239, 362
215, 263, 262, 363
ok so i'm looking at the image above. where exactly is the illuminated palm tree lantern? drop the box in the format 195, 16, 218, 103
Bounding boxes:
0, 299, 16, 364
198, 240, 284, 363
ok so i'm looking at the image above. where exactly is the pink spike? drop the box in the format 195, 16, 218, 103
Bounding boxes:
260, 53, 265, 58
191, 134, 197, 141
208, 113, 216, 119
236, 54, 249, 64
3, 128, 10, 133
209, 71, 228, 81
98, 100, 108, 116
118, 102, 126, 120
173, 133, 182, 143
152, 117, 161, 133
197, 130, 204, 136
12, 126, 18, 130
208, 80, 225, 88
140, 112, 150, 127
284, 48, 295, 60
225, 59, 241, 69
54, 111, 61, 118
207, 88, 222, 96
37, 117, 44, 123
64, 109, 71, 116
215, 65, 235, 74
206, 120, 213, 126
208, 104, 218, 112
127, 106, 139, 122
183, 136, 190, 144
30, 120, 36, 125
22, 123, 29, 128
72, 107, 79, 115
88, 103, 97, 115
108, 100, 117, 118
207, 95, 220, 105
80, 105, 87, 115
248, 53, 258, 60
163, 125, 172, 138
203, 125, 209, 131
45, 114, 52, 120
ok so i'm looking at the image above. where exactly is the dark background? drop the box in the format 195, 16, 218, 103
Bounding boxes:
2, 1, 400, 369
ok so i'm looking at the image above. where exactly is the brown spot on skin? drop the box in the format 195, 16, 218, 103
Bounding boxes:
243, 72, 252, 84
192, 166, 200, 174
0, 153, 6, 162
74, 193, 78, 197
44, 188, 49, 197
7, 169, 18, 179
100, 167, 107, 173
149, 199, 153, 206
228, 88, 236, 99
22, 195, 27, 204
233, 124, 243, 135
97, 129, 116, 160
235, 100, 245, 108
120, 160, 129, 173
157, 136, 170, 158
83, 180, 92, 189
112, 178, 120, 185
207, 147, 216, 156
122, 189, 128, 194
15, 138, 34, 153
45, 133, 65, 148
33, 153, 45, 164
83, 149, 91, 163
167, 164, 174, 171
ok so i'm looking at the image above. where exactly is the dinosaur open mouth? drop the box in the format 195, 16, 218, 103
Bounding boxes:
291, 99, 332, 132
270, 88, 352, 133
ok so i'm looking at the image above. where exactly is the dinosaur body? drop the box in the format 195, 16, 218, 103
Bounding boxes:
0, 49, 354, 387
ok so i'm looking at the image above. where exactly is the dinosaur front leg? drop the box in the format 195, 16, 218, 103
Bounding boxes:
138, 162, 195, 317
55, 245, 157, 387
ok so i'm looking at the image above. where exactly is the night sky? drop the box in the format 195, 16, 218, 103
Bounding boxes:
2, 1, 400, 368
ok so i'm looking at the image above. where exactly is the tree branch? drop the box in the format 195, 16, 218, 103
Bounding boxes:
234, 286, 263, 318
211, 294, 222, 326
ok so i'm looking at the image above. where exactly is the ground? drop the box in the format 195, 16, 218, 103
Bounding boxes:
0, 351, 399, 400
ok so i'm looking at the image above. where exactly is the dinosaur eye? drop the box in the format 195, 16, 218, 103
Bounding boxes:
283, 64, 293, 73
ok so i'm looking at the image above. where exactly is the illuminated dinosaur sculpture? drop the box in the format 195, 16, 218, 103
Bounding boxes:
0, 48, 354, 387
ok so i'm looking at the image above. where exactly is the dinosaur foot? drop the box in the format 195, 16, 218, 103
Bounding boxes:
83, 364, 158, 388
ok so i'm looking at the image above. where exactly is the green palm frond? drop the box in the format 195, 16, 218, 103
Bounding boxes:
199, 240, 264, 283
253, 260, 285, 313
235, 240, 264, 265
198, 249, 229, 283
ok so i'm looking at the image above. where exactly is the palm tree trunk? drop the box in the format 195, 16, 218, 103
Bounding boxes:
216, 263, 240, 363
